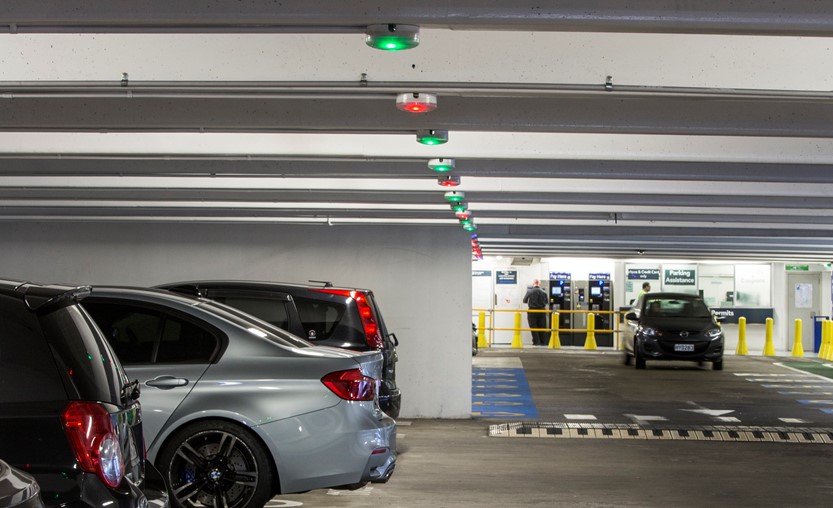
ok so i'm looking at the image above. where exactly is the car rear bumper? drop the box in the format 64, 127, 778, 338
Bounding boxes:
258, 403, 396, 494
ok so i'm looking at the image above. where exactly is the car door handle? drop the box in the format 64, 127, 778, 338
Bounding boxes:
145, 376, 189, 389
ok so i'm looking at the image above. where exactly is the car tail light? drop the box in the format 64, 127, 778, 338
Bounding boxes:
314, 289, 384, 349
322, 369, 377, 401
62, 401, 124, 489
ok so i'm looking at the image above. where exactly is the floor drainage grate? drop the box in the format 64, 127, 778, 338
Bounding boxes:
489, 422, 833, 443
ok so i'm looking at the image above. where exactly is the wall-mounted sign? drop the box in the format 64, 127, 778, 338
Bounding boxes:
786, 265, 810, 271
589, 273, 611, 281
627, 268, 660, 280
495, 270, 518, 285
664, 268, 696, 285
472, 270, 492, 277
550, 272, 571, 280
710, 308, 774, 324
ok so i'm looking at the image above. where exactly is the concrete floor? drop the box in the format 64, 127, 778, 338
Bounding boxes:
270, 350, 833, 508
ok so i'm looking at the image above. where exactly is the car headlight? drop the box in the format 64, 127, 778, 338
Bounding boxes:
640, 326, 661, 337
706, 328, 723, 339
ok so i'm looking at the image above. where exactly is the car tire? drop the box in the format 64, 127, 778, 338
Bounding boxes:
158, 420, 275, 508
713, 360, 723, 371
634, 345, 646, 369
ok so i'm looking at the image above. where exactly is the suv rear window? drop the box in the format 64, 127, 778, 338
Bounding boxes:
0, 295, 65, 403
212, 295, 290, 330
293, 296, 345, 340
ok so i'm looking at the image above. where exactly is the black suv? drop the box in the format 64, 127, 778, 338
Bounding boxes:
0, 280, 169, 507
158, 280, 402, 418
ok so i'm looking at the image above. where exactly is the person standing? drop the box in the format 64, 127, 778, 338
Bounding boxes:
637, 282, 651, 300
523, 279, 549, 346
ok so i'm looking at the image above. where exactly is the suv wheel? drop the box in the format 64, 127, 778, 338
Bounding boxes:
158, 420, 274, 508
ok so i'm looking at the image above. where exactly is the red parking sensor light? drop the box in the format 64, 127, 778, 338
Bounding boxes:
396, 93, 437, 113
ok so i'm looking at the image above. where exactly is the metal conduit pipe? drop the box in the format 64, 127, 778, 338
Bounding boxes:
1, 82, 832, 101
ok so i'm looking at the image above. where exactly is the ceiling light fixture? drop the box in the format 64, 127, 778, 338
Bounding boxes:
438, 175, 461, 187
444, 191, 465, 203
365, 24, 420, 51
417, 130, 448, 146
427, 158, 455, 172
396, 93, 437, 113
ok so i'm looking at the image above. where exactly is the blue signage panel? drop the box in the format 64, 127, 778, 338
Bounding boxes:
589, 273, 610, 281
495, 270, 518, 285
549, 272, 571, 280
710, 308, 774, 324
627, 268, 660, 280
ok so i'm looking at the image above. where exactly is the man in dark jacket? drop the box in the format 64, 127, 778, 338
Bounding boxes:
523, 279, 549, 346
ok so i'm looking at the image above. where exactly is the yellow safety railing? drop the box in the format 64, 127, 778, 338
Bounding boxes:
472, 308, 627, 350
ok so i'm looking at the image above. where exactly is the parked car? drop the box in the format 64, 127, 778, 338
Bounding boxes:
82, 286, 396, 508
622, 292, 724, 370
0, 459, 44, 508
0, 280, 169, 508
156, 280, 402, 418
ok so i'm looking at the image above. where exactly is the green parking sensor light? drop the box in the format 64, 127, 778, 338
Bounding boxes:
450, 201, 467, 213
428, 158, 455, 172
444, 191, 465, 203
463, 223, 477, 232
417, 129, 448, 145
365, 24, 420, 51
459, 218, 473, 227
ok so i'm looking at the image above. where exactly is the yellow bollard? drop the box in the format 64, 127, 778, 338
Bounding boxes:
824, 319, 833, 360
477, 312, 488, 348
548, 312, 561, 349
822, 319, 833, 360
822, 320, 833, 360
791, 318, 804, 357
818, 320, 828, 360
763, 317, 776, 356
511, 312, 524, 349
735, 316, 748, 355
584, 313, 598, 350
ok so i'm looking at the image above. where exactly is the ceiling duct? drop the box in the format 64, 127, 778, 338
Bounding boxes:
511, 256, 536, 266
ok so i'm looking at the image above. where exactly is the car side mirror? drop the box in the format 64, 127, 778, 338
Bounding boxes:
625, 312, 637, 321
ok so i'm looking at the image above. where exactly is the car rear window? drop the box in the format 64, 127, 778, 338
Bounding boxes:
293, 296, 346, 341
211, 295, 290, 330
40, 305, 125, 404
0, 295, 66, 403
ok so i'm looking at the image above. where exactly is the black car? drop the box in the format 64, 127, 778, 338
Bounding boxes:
157, 280, 402, 418
622, 292, 724, 370
0, 459, 43, 508
0, 280, 169, 507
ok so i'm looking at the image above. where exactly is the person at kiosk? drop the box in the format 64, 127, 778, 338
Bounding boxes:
523, 279, 549, 346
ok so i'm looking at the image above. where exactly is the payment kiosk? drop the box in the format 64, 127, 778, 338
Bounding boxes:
548, 273, 574, 344
587, 274, 613, 347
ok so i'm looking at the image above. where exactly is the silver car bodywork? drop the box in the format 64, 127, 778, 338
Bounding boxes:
83, 288, 396, 499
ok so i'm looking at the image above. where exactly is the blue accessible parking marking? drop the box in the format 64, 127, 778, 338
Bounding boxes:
472, 367, 538, 419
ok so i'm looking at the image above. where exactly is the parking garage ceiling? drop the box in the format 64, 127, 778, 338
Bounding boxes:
2, 1, 833, 261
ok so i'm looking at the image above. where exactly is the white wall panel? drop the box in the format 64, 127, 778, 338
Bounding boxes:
0, 221, 472, 418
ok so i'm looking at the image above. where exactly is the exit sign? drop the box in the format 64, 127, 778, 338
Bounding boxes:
786, 265, 809, 271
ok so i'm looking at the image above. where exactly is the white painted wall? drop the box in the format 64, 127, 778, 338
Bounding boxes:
0, 222, 472, 418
